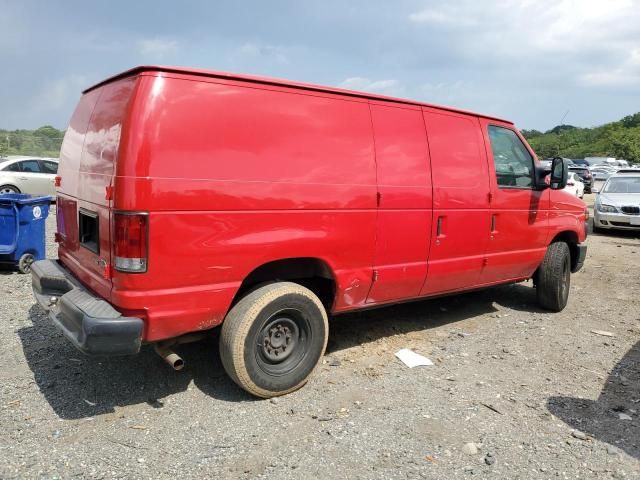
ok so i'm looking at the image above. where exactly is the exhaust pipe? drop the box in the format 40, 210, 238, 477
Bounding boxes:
154, 344, 184, 371
154, 332, 206, 371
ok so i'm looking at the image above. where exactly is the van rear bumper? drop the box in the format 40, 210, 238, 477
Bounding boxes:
31, 259, 143, 356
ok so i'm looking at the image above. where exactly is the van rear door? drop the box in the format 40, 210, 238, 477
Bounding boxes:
57, 77, 137, 300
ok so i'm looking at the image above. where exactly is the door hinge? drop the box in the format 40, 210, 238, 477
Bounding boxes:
372, 270, 379, 282
105, 185, 114, 200
487, 192, 493, 204
376, 192, 382, 207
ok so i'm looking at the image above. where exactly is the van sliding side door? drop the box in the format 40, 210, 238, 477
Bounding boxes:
365, 102, 432, 303
420, 109, 491, 295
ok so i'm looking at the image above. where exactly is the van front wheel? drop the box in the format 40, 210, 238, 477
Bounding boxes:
536, 242, 571, 312
219, 282, 329, 398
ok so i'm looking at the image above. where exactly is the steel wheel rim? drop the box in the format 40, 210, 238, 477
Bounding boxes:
255, 308, 310, 376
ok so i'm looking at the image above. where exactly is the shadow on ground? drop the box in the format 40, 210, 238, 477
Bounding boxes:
19, 282, 541, 419
0, 264, 21, 275
327, 282, 545, 353
548, 341, 639, 459
18, 304, 254, 420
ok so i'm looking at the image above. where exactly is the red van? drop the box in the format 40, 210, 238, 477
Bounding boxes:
31, 66, 587, 397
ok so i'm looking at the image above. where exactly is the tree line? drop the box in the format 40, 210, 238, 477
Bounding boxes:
0, 126, 64, 158
522, 112, 640, 163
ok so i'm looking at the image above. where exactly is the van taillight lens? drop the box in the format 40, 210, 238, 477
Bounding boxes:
114, 213, 148, 273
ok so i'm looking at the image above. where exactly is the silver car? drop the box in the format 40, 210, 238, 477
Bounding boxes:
0, 156, 58, 196
593, 173, 640, 232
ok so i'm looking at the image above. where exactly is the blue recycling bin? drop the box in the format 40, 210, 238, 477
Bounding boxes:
0, 193, 53, 273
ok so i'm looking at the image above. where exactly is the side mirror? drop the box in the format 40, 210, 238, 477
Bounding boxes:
592, 186, 600, 194
550, 157, 568, 190
534, 163, 552, 190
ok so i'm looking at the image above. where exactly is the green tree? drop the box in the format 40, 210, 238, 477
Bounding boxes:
523, 112, 640, 163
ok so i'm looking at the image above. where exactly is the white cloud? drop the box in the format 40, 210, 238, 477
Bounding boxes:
408, 0, 640, 88
338, 77, 403, 96
408, 7, 477, 27
580, 48, 640, 87
137, 37, 178, 58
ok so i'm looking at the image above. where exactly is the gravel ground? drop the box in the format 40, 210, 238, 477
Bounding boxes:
1, 193, 639, 479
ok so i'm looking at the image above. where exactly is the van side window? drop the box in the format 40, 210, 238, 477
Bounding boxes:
487, 126, 534, 188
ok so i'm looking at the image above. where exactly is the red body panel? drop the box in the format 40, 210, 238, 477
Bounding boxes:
420, 108, 491, 295
56, 67, 587, 342
479, 118, 551, 283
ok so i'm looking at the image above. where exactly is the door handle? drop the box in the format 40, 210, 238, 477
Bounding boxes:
491, 214, 497, 232
436, 216, 444, 236
18, 177, 28, 180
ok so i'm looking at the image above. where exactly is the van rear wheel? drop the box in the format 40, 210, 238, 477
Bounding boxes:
536, 242, 571, 312
219, 282, 329, 398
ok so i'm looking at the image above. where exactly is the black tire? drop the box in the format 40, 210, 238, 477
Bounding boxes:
536, 242, 571, 312
219, 282, 329, 398
18, 253, 35, 274
0, 185, 20, 195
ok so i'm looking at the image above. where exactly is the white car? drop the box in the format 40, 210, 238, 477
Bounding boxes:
593, 173, 640, 232
0, 156, 58, 196
563, 172, 584, 198
589, 165, 617, 181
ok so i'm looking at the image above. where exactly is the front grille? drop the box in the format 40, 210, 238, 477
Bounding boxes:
620, 206, 640, 215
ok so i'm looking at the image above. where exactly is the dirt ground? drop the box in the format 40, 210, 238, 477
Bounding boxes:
1, 193, 639, 479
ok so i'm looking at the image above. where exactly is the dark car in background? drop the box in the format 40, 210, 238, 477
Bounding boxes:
571, 159, 590, 167
569, 166, 593, 193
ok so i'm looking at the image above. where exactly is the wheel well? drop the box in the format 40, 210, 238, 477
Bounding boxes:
232, 258, 337, 311
0, 184, 20, 193
550, 231, 579, 271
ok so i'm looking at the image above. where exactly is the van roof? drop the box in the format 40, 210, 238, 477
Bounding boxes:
84, 65, 513, 125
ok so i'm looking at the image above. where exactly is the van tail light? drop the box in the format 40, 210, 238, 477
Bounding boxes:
54, 176, 61, 187
113, 213, 148, 273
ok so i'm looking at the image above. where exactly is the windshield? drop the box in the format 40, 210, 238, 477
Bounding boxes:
603, 177, 640, 194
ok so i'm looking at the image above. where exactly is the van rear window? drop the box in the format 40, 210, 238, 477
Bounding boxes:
79, 209, 99, 254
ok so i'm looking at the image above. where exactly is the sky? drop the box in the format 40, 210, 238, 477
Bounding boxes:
1, 0, 639, 131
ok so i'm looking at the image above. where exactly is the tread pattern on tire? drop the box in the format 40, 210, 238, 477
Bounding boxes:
536, 242, 570, 312
219, 282, 328, 398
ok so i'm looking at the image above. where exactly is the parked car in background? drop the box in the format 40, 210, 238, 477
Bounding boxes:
585, 157, 616, 166
564, 172, 584, 198
572, 159, 590, 167
0, 156, 58, 196
590, 164, 617, 181
593, 173, 640, 232
568, 166, 593, 193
